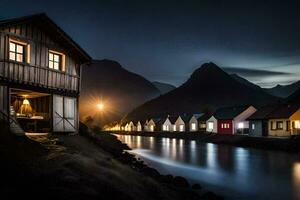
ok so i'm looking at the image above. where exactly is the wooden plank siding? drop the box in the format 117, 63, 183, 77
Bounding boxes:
0, 22, 80, 95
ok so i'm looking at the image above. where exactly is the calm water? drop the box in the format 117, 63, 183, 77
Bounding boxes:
116, 135, 300, 200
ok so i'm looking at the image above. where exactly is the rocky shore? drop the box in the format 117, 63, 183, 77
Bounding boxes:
80, 124, 223, 200
113, 131, 300, 152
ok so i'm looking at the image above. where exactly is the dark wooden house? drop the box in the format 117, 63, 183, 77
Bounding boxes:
0, 14, 91, 134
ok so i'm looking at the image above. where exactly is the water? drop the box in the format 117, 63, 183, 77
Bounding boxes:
116, 135, 300, 200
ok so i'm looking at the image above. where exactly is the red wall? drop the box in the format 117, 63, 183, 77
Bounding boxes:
217, 120, 233, 134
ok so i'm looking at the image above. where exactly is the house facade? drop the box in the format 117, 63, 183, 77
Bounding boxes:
147, 119, 156, 132
189, 115, 198, 132
174, 116, 186, 132
267, 104, 300, 137
0, 14, 91, 135
206, 116, 218, 133
161, 117, 172, 131
136, 121, 142, 132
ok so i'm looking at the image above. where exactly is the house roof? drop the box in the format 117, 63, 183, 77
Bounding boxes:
168, 116, 178, 124
267, 104, 300, 119
197, 113, 211, 122
180, 114, 193, 122
247, 105, 278, 120
0, 13, 91, 63
213, 105, 250, 120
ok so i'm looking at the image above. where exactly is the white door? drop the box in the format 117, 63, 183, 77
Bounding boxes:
53, 95, 77, 132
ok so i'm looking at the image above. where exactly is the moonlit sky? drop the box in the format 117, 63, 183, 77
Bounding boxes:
1, 0, 300, 88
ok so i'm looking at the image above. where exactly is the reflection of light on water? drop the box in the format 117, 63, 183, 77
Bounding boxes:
293, 163, 300, 199
150, 137, 154, 149
234, 147, 250, 186
137, 136, 141, 148
179, 139, 184, 160
190, 140, 197, 164
207, 143, 218, 169
171, 138, 177, 160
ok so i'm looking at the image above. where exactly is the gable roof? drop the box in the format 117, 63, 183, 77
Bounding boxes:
213, 105, 250, 120
267, 104, 300, 119
197, 113, 211, 122
247, 105, 278, 120
0, 13, 91, 63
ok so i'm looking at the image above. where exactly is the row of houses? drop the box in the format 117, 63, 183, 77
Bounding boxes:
110, 103, 300, 137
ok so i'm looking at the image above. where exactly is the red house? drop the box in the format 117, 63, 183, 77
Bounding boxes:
213, 105, 257, 134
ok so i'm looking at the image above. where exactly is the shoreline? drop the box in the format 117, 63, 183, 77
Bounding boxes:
111, 131, 300, 152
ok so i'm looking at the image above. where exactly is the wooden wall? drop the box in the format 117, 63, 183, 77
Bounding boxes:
0, 22, 80, 93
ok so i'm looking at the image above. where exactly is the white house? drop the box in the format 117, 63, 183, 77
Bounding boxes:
124, 123, 129, 131
175, 116, 186, 132
189, 114, 202, 132
147, 119, 156, 132
143, 120, 149, 131
206, 116, 218, 133
232, 106, 257, 134
161, 117, 172, 132
128, 121, 136, 131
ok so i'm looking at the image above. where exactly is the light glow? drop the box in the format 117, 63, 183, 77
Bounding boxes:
97, 103, 104, 110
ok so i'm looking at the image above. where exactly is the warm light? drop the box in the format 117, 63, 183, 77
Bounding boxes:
238, 122, 244, 129
97, 103, 104, 110
23, 99, 30, 105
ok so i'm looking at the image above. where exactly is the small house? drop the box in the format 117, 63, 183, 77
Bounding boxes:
147, 119, 156, 132
189, 114, 203, 132
128, 121, 136, 131
161, 116, 172, 131
136, 121, 143, 132
212, 105, 257, 134
267, 104, 300, 136
248, 105, 277, 137
198, 113, 211, 131
174, 116, 186, 132
206, 116, 218, 133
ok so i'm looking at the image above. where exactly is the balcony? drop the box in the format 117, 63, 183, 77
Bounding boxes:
0, 60, 79, 94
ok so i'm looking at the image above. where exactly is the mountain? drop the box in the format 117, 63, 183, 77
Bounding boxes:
264, 81, 300, 98
230, 74, 262, 91
286, 87, 300, 105
125, 62, 279, 121
152, 81, 176, 94
80, 59, 160, 126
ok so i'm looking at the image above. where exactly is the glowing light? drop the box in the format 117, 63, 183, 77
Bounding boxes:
23, 99, 30, 105
97, 103, 104, 110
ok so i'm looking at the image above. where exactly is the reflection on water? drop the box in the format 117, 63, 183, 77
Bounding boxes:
117, 135, 300, 200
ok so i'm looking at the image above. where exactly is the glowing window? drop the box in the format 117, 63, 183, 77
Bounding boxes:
208, 122, 214, 130
49, 50, 65, 71
191, 123, 196, 130
173, 125, 176, 131
9, 41, 24, 62
238, 122, 244, 129
295, 121, 300, 129
179, 125, 184, 132
252, 124, 255, 130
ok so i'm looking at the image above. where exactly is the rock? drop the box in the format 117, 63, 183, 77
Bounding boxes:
202, 192, 222, 200
192, 183, 202, 190
141, 167, 161, 179
173, 176, 190, 188
160, 174, 173, 184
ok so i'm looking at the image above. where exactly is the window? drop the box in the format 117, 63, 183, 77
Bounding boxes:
238, 122, 244, 129
173, 125, 176, 131
208, 122, 214, 130
9, 41, 24, 62
191, 123, 196, 130
276, 121, 283, 130
179, 125, 184, 132
252, 123, 255, 130
49, 50, 65, 71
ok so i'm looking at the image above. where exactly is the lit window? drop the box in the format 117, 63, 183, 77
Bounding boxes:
49, 50, 65, 71
173, 125, 176, 131
252, 124, 255, 130
191, 123, 196, 130
276, 121, 283, 130
238, 122, 244, 129
221, 124, 224, 128
208, 122, 214, 130
295, 121, 300, 129
179, 125, 184, 132
9, 41, 24, 62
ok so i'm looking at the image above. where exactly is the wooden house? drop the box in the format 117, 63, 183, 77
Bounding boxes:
267, 104, 300, 136
147, 119, 156, 132
248, 105, 277, 137
189, 114, 200, 132
212, 105, 256, 134
0, 14, 91, 135
143, 120, 149, 131
128, 121, 136, 131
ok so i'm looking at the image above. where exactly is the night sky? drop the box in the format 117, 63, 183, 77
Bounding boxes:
2, 0, 300, 87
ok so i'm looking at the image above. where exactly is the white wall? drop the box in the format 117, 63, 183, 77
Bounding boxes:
175, 116, 185, 132
206, 116, 218, 133
233, 106, 257, 134
189, 116, 198, 132
162, 118, 172, 132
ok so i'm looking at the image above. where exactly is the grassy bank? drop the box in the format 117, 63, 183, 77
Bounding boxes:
0, 122, 222, 200
113, 131, 300, 152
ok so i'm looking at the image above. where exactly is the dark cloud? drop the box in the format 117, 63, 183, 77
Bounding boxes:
222, 67, 291, 77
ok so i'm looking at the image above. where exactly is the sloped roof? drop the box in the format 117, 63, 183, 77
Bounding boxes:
213, 105, 250, 120
180, 114, 193, 122
267, 104, 300, 119
168, 116, 178, 124
247, 105, 278, 120
0, 13, 91, 63
197, 113, 211, 122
